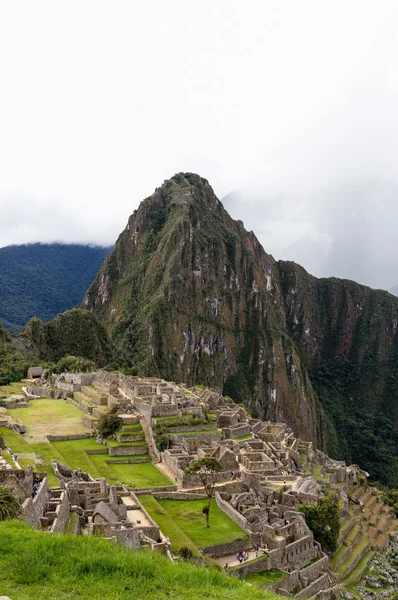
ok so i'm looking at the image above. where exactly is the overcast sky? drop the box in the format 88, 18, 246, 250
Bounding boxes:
1, 1, 398, 290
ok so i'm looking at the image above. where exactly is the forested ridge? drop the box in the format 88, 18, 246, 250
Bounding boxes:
0, 243, 111, 333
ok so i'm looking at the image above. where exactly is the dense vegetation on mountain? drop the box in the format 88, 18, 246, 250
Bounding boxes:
0, 243, 111, 333
83, 173, 326, 445
82, 173, 398, 487
0, 322, 30, 385
279, 263, 398, 487
17, 309, 114, 366
0, 521, 279, 600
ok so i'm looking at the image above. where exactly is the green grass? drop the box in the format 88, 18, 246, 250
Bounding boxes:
64, 512, 79, 534
107, 438, 147, 447
156, 498, 248, 547
0, 521, 280, 600
9, 399, 90, 438
245, 569, 286, 587
236, 434, 253, 441
0, 381, 25, 396
108, 462, 171, 488
0, 427, 31, 453
1, 450, 14, 465
139, 495, 200, 555
343, 551, 374, 586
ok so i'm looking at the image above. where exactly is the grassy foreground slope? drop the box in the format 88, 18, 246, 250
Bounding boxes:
0, 522, 280, 600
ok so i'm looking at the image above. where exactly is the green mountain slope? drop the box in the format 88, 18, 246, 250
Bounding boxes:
82, 173, 398, 487
279, 262, 398, 486
17, 308, 114, 366
82, 173, 327, 445
0, 243, 111, 333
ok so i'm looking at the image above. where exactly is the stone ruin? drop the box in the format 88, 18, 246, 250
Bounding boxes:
1, 370, 390, 599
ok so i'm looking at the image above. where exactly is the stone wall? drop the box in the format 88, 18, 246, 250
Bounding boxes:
298, 556, 328, 587
152, 491, 206, 500
282, 535, 317, 569
108, 445, 148, 456
181, 470, 239, 488
215, 492, 250, 535
106, 458, 151, 464
22, 476, 49, 528
170, 432, 222, 444
47, 434, 92, 442
62, 373, 97, 386
203, 537, 252, 558
55, 381, 81, 393
25, 386, 70, 399
134, 485, 178, 495
295, 573, 330, 600
231, 555, 271, 576
50, 490, 70, 533
223, 424, 251, 439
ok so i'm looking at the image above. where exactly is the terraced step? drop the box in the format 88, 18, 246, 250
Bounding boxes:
342, 550, 374, 586
330, 523, 361, 568
334, 533, 369, 581
368, 502, 384, 527
373, 532, 389, 550
376, 511, 392, 533
350, 485, 367, 501
116, 432, 145, 443
81, 385, 108, 406
338, 518, 355, 543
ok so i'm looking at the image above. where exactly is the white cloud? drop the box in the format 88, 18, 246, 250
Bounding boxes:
0, 1, 398, 289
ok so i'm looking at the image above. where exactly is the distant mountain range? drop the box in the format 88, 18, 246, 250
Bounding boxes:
0, 243, 112, 333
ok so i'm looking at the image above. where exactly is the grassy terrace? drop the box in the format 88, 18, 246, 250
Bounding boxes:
140, 496, 248, 552
0, 381, 25, 396
0, 427, 171, 489
0, 521, 280, 600
245, 569, 286, 588
10, 399, 91, 439
171, 430, 220, 436
107, 438, 147, 447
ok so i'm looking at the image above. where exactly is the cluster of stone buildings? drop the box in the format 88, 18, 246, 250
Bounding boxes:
1, 370, 395, 600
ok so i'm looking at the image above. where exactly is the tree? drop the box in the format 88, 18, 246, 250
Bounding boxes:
97, 408, 123, 438
185, 457, 222, 527
299, 494, 340, 552
0, 486, 22, 521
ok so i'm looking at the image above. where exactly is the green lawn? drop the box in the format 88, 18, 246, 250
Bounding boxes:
1, 421, 171, 489
0, 381, 25, 396
157, 498, 248, 547
10, 399, 91, 439
139, 495, 200, 555
0, 521, 280, 600
1, 451, 14, 465
107, 438, 147, 447
245, 569, 286, 588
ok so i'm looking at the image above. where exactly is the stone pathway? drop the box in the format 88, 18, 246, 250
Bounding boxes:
215, 549, 265, 568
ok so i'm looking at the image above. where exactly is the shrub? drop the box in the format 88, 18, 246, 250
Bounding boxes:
179, 546, 193, 560
156, 434, 172, 452
97, 408, 123, 438
299, 494, 340, 552
0, 487, 22, 521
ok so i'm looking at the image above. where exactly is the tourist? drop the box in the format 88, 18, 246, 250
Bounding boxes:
231, 471, 235, 480
224, 563, 228, 570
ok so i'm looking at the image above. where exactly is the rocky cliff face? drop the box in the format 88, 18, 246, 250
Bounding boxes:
83, 173, 326, 444
82, 174, 398, 485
